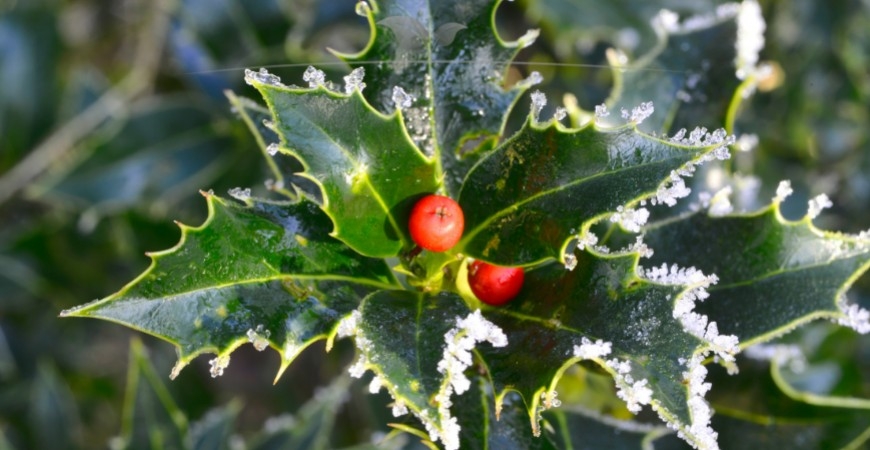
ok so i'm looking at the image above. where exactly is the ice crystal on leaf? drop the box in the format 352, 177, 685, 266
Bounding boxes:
610, 206, 650, 233
246, 325, 271, 352
594, 104, 610, 119
302, 66, 327, 88
836, 295, 870, 334
807, 194, 833, 219
774, 180, 793, 203
530, 90, 547, 121
391, 86, 414, 110
228, 187, 251, 201
343, 67, 366, 94
209, 355, 230, 378
266, 143, 279, 156
244, 68, 283, 87
572, 337, 613, 360
735, 0, 766, 80
620, 101, 655, 124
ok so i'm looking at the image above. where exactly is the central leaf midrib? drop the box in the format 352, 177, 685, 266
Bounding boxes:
708, 252, 870, 292
461, 154, 699, 245
126, 273, 397, 301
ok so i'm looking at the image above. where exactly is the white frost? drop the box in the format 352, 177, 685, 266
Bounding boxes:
530, 90, 547, 121
836, 295, 870, 334
610, 206, 650, 233
621, 101, 655, 124
209, 355, 230, 378
573, 337, 613, 359
246, 325, 271, 351
228, 187, 251, 201
735, 0, 766, 80
344, 67, 366, 94
302, 66, 326, 88
244, 68, 283, 87
391, 86, 414, 110
807, 194, 833, 219
774, 180, 793, 203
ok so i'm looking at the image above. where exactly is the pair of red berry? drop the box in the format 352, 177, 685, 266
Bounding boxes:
408, 194, 524, 306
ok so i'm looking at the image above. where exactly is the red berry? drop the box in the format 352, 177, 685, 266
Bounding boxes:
468, 261, 525, 306
408, 194, 465, 252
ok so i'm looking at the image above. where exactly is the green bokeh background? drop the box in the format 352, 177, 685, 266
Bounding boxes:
1, 0, 868, 448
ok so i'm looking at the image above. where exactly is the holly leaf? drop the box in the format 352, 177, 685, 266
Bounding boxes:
61, 193, 398, 378
601, 2, 764, 134
341, 0, 538, 176
642, 202, 870, 346
247, 81, 439, 258
458, 119, 729, 265
344, 249, 736, 450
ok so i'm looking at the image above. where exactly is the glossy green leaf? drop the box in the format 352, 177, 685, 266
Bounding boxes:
121, 338, 188, 450
349, 249, 731, 449
249, 82, 439, 257
642, 204, 870, 346
342, 0, 534, 184
61, 194, 398, 378
458, 119, 721, 265
602, 5, 755, 134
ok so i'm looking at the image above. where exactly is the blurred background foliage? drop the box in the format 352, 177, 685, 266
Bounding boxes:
0, 0, 868, 448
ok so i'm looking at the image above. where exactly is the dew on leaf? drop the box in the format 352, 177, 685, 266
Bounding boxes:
344, 67, 366, 94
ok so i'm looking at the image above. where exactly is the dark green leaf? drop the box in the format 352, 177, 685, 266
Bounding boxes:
642, 204, 870, 345
61, 194, 397, 377
29, 361, 81, 450
250, 83, 439, 257
190, 402, 241, 450
458, 120, 720, 265
343, 0, 535, 184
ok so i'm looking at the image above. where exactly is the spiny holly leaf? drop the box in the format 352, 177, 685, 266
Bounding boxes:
341, 0, 539, 179
247, 80, 439, 258
458, 118, 730, 265
341, 249, 736, 450
601, 1, 765, 133
61, 193, 398, 378
642, 201, 870, 346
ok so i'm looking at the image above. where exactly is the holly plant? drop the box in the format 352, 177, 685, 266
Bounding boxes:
61, 1, 870, 449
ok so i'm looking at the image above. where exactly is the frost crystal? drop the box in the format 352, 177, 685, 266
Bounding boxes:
530, 90, 547, 121
244, 68, 283, 86
575, 231, 599, 251
209, 355, 230, 378
807, 194, 832, 219
228, 187, 251, 201
836, 295, 870, 334
594, 104, 610, 119
641, 263, 739, 363
774, 180, 793, 203
653, 128, 734, 207
343, 67, 366, 94
553, 107, 567, 122
610, 206, 650, 233
653, 9, 680, 33
735, 0, 766, 80
573, 337, 612, 359
391, 86, 414, 110
432, 310, 507, 450
391, 401, 408, 417
707, 187, 733, 217
517, 70, 543, 89
302, 66, 326, 88
246, 325, 271, 351
604, 357, 652, 413
369, 375, 384, 394
620, 101, 654, 124
563, 253, 578, 271
517, 28, 540, 48
266, 143, 279, 156
336, 310, 361, 338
